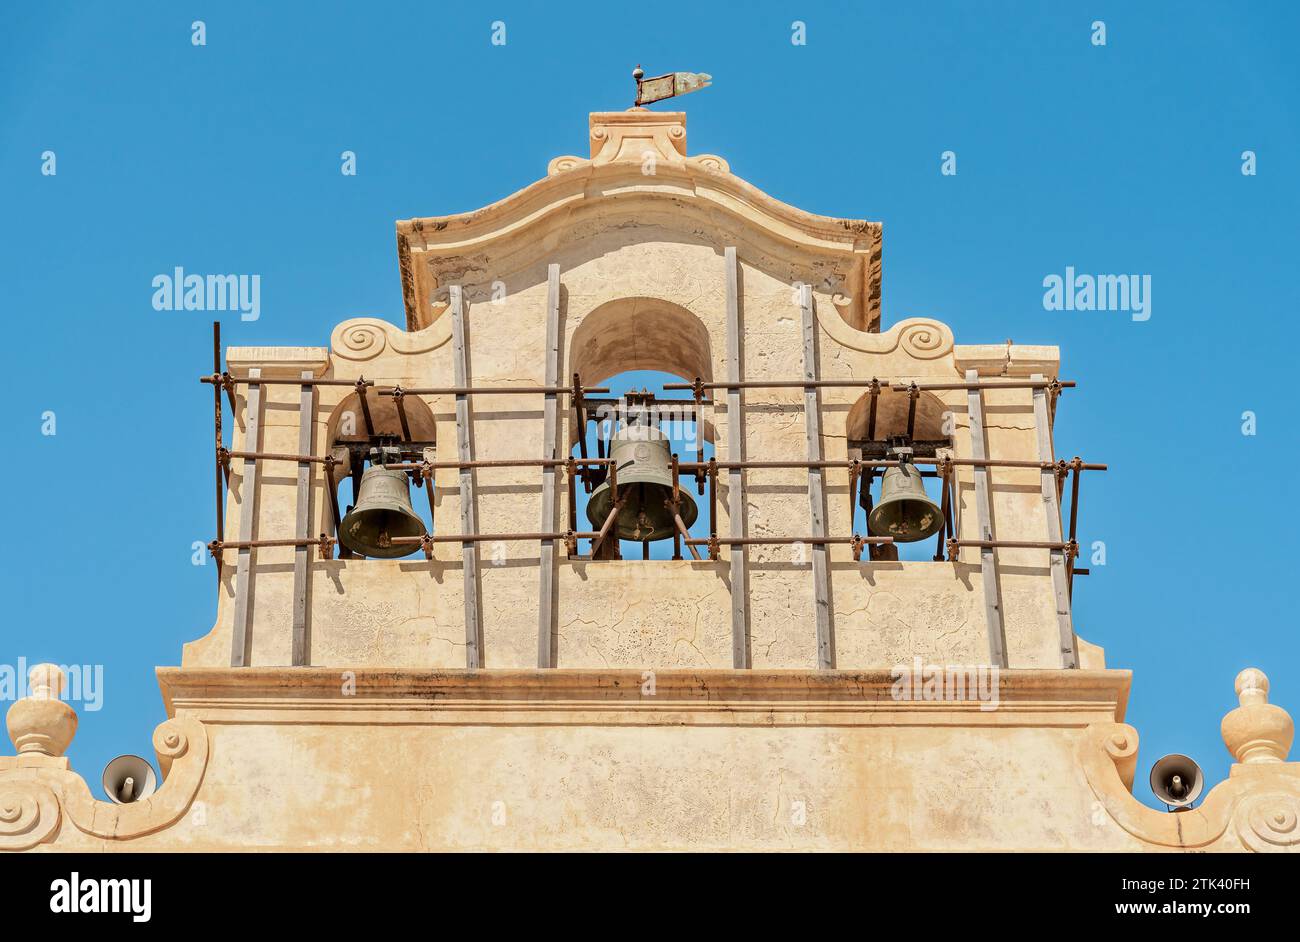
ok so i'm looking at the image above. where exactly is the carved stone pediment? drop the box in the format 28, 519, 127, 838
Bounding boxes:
396, 111, 883, 332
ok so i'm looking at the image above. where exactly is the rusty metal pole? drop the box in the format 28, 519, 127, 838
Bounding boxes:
867, 378, 880, 441
848, 459, 860, 533
324, 457, 350, 559
934, 460, 950, 562
609, 454, 621, 560
212, 322, 224, 580
905, 382, 919, 440
670, 454, 683, 560
355, 377, 375, 438
393, 386, 413, 442
1067, 457, 1083, 595
566, 457, 578, 536
422, 461, 436, 536
707, 457, 718, 560
572, 372, 590, 491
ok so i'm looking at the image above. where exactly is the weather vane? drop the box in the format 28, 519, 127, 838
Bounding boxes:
632, 65, 712, 107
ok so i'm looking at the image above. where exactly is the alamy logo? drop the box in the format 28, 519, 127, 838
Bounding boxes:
0, 658, 103, 711
50, 873, 151, 922
1042, 266, 1150, 321
152, 267, 260, 321
890, 657, 1000, 711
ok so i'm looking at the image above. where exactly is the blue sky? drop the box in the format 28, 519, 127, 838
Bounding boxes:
1, 2, 1296, 811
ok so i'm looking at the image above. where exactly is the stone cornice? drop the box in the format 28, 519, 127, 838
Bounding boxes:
225, 346, 330, 379
158, 667, 1130, 728
953, 342, 1061, 378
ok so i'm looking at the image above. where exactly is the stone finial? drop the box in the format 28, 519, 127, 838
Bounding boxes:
1221, 668, 1293, 765
5, 664, 78, 757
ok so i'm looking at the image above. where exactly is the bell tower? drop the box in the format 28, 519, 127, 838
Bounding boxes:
4, 108, 1298, 853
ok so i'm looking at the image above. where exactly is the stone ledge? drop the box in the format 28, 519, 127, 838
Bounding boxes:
158, 667, 1130, 727
226, 346, 330, 379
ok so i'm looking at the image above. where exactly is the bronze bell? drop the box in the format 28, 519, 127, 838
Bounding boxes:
867, 462, 943, 543
339, 466, 427, 558
586, 427, 698, 542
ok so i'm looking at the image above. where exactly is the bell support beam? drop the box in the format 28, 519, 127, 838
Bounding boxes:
230, 368, 263, 668
450, 285, 483, 668
291, 371, 316, 666
724, 246, 750, 669
1032, 373, 1079, 669
966, 368, 1007, 669
538, 263, 561, 669
799, 283, 834, 670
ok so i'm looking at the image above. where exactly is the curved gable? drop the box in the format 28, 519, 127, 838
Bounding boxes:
396, 110, 883, 333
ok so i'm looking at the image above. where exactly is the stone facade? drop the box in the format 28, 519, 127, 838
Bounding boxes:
3, 111, 1296, 852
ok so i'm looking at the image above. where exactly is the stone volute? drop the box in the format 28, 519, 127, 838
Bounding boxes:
5, 664, 77, 757
1221, 668, 1293, 765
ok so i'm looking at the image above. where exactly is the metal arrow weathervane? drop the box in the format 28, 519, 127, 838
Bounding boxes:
633, 65, 712, 107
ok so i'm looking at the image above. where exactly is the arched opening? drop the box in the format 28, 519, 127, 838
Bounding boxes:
325, 391, 437, 559
846, 386, 954, 562
567, 298, 716, 560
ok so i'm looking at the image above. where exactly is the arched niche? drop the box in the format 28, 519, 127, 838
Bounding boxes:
567, 296, 717, 449
325, 391, 437, 480
845, 386, 951, 448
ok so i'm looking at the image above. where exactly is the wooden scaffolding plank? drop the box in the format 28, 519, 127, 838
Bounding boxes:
291, 371, 315, 666
1032, 373, 1079, 668
450, 286, 483, 668
965, 368, 1007, 668
537, 264, 561, 669
724, 247, 750, 668
230, 367, 262, 667
800, 283, 833, 669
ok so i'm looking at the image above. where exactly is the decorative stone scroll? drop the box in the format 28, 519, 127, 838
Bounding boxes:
814, 315, 954, 360
1079, 669, 1299, 852
330, 315, 450, 362
1, 665, 210, 850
